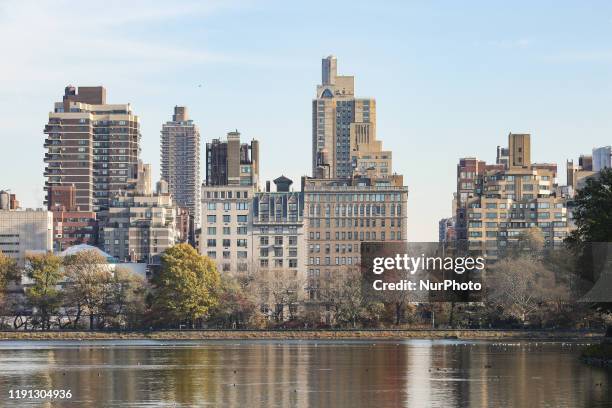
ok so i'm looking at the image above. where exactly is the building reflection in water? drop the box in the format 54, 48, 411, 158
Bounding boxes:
0, 340, 609, 407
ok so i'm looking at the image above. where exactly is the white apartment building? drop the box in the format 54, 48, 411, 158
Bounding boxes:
200, 185, 254, 273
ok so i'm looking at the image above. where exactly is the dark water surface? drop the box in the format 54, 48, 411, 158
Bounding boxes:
0, 339, 609, 407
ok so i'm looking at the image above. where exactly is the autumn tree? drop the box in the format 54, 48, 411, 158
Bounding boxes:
62, 250, 110, 329
0, 253, 19, 303
208, 274, 261, 329
150, 243, 220, 328
25, 253, 63, 330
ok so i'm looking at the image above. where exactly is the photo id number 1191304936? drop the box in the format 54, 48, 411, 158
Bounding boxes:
8, 389, 72, 399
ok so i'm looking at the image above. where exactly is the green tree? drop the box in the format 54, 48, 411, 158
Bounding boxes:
25, 253, 63, 330
150, 244, 220, 328
567, 168, 612, 245
565, 168, 612, 335
0, 253, 19, 300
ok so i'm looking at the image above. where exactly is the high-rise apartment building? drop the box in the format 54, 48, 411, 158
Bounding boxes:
312, 56, 376, 179
302, 174, 408, 300
44, 86, 140, 217
161, 106, 201, 226
100, 163, 179, 264
205, 131, 259, 188
455, 133, 572, 257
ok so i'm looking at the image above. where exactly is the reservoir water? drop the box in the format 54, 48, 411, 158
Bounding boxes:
0, 339, 609, 407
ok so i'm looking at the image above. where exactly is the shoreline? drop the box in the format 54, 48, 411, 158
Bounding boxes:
0, 329, 603, 341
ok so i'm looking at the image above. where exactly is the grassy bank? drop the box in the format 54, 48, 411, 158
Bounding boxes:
0, 329, 603, 341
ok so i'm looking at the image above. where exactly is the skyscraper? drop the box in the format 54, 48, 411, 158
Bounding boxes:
312, 55, 377, 179
161, 106, 201, 226
44, 86, 140, 218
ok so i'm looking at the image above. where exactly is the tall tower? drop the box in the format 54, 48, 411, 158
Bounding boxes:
161, 106, 201, 226
312, 56, 376, 179
44, 86, 140, 218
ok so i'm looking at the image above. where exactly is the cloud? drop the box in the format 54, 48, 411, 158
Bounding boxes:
0, 0, 252, 81
473, 38, 532, 49
541, 50, 612, 63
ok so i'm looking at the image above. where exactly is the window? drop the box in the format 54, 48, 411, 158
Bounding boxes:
237, 226, 247, 235
222, 239, 230, 247
207, 239, 216, 247
260, 236, 269, 245
223, 227, 231, 235
207, 227, 216, 235
223, 215, 230, 223
207, 203, 216, 210
275, 236, 283, 245
224, 202, 231, 210
237, 202, 248, 210
237, 239, 247, 247
237, 215, 248, 223
207, 215, 216, 223
289, 259, 298, 268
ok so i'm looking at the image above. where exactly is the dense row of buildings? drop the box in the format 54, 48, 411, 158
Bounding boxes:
439, 133, 611, 257
0, 56, 409, 316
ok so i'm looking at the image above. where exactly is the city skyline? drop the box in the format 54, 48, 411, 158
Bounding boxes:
3, 1, 612, 241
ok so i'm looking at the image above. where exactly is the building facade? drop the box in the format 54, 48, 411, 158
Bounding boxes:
302, 175, 408, 300
455, 133, 572, 257
0, 209, 53, 263
44, 86, 140, 218
100, 164, 179, 264
47, 185, 97, 251
312, 56, 376, 179
205, 131, 259, 188
199, 185, 254, 273
592, 146, 612, 173
160, 106, 201, 227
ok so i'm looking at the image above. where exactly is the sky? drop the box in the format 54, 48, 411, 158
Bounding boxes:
1, 0, 612, 241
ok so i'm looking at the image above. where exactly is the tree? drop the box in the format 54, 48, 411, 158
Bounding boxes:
62, 250, 110, 329
565, 168, 612, 334
487, 255, 568, 325
150, 244, 220, 328
102, 267, 146, 329
567, 168, 612, 245
208, 274, 259, 328
25, 253, 63, 330
0, 253, 19, 305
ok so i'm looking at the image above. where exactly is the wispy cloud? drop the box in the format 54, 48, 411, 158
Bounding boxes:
473, 38, 532, 49
0, 0, 253, 81
541, 50, 612, 63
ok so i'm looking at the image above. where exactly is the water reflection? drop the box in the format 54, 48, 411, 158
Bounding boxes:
0, 340, 609, 407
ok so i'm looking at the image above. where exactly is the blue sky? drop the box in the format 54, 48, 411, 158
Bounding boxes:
1, 0, 611, 241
